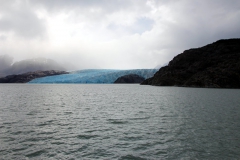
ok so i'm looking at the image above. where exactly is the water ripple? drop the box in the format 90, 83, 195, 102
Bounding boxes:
0, 84, 240, 159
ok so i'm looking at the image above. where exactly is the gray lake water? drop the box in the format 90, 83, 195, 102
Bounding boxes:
0, 84, 240, 159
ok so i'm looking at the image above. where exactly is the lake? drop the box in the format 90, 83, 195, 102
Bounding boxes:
0, 84, 240, 159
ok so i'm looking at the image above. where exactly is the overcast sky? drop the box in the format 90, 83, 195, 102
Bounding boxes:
0, 0, 240, 69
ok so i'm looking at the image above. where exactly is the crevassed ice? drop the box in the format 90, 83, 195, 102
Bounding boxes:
28, 69, 157, 84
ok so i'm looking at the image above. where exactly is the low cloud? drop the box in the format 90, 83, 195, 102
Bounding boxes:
0, 54, 13, 71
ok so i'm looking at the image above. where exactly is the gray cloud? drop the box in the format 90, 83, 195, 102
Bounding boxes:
107, 17, 154, 35
30, 0, 149, 13
0, 35, 7, 41
0, 0, 239, 69
0, 0, 46, 39
145, 0, 240, 49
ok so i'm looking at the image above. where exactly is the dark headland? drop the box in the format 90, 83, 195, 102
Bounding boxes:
0, 70, 68, 83
141, 39, 240, 88
114, 74, 145, 83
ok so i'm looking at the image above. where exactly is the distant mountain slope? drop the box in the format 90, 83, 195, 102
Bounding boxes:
141, 39, 240, 88
29, 69, 157, 83
0, 57, 65, 76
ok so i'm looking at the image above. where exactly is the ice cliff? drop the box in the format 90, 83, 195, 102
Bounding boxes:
29, 69, 157, 84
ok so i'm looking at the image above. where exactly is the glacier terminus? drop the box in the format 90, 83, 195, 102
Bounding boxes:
28, 69, 157, 84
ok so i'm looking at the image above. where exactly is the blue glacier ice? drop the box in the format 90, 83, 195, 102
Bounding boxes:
28, 69, 157, 84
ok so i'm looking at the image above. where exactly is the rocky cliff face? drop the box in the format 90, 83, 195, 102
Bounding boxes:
0, 70, 68, 83
141, 39, 240, 88
114, 74, 145, 83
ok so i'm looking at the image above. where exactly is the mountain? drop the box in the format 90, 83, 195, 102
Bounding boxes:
0, 70, 68, 83
141, 39, 240, 88
0, 57, 65, 77
114, 74, 145, 83
154, 64, 162, 69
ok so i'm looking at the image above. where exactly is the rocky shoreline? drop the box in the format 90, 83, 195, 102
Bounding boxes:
0, 70, 68, 83
141, 39, 240, 88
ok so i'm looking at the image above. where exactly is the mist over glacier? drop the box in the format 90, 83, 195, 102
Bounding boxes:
29, 69, 157, 84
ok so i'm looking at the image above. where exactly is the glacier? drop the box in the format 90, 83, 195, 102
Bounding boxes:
28, 69, 157, 84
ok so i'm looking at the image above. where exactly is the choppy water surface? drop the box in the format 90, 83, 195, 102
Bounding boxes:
0, 84, 240, 159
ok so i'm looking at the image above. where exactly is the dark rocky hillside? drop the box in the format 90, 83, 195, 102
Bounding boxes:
114, 74, 145, 83
0, 70, 68, 83
141, 39, 240, 88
